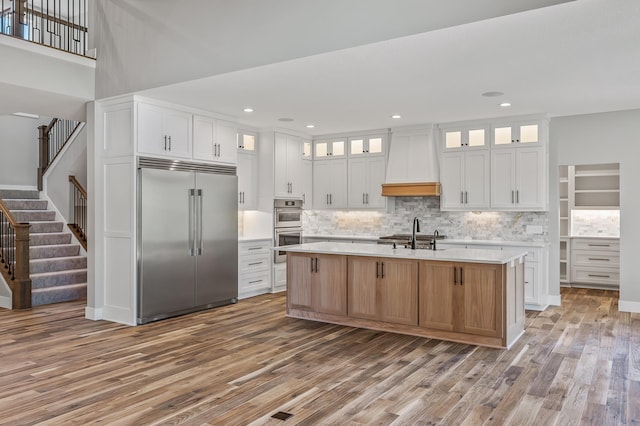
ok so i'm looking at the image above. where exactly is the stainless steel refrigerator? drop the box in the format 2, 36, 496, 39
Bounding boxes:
137, 158, 238, 324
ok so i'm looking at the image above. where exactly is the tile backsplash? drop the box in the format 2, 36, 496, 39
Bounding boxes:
303, 197, 548, 242
571, 210, 620, 237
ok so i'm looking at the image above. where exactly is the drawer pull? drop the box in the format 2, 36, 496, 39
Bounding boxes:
249, 279, 263, 284
588, 258, 610, 261
588, 274, 611, 278
588, 244, 610, 247
247, 247, 263, 251
248, 262, 263, 266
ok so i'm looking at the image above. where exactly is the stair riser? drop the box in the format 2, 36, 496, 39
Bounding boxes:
0, 190, 39, 200
12, 211, 56, 222
30, 245, 81, 259
27, 222, 65, 233
2, 200, 48, 210
30, 257, 87, 274
31, 233, 72, 246
32, 284, 87, 306
32, 270, 87, 289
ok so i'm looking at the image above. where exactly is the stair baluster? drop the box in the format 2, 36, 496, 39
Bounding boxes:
0, 200, 32, 310
68, 175, 87, 250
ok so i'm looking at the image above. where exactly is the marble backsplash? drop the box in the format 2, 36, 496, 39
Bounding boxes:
571, 210, 620, 237
303, 197, 548, 242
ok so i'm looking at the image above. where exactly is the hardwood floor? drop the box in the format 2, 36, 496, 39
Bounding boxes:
0, 288, 637, 425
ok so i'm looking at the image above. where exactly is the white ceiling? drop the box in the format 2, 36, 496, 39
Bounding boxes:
140, 0, 640, 136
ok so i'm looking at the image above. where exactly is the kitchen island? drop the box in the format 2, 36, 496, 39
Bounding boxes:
281, 242, 527, 348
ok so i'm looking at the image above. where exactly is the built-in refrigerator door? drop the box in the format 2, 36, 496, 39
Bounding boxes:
138, 168, 196, 323
194, 172, 238, 306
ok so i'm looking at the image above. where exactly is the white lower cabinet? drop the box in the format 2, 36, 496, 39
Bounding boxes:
238, 240, 271, 299
570, 238, 619, 289
273, 263, 287, 293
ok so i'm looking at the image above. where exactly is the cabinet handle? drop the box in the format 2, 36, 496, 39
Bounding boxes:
460, 267, 464, 285
248, 279, 263, 284
315, 257, 319, 272
303, 194, 306, 205
311, 257, 314, 273
247, 246, 262, 251
326, 194, 329, 205
588, 274, 610, 278
465, 191, 468, 204
516, 190, 519, 204
461, 191, 464, 204
588, 244, 611, 247
454, 267, 457, 285
168, 136, 172, 151
330, 194, 332, 205
376, 261, 379, 278
366, 193, 369, 204
511, 190, 515, 203
363, 193, 366, 205
164, 135, 168, 150
588, 258, 610, 261
248, 262, 263, 266
381, 262, 384, 278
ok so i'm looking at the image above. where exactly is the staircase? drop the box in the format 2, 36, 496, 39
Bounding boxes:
0, 189, 87, 306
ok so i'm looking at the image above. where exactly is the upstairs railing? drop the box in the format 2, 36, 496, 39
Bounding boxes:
0, 0, 89, 57
37, 117, 81, 190
68, 175, 86, 250
0, 200, 31, 310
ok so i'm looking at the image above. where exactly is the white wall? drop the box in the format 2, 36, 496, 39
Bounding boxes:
44, 126, 88, 222
0, 114, 52, 188
92, 0, 569, 99
549, 109, 640, 311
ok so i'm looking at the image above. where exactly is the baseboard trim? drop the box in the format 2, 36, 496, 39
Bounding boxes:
0, 295, 12, 310
547, 294, 561, 306
85, 306, 103, 320
0, 184, 38, 191
619, 300, 640, 313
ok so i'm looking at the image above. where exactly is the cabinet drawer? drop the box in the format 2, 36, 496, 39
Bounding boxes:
238, 240, 271, 256
571, 250, 619, 268
571, 238, 619, 252
571, 267, 619, 285
238, 270, 271, 295
239, 254, 270, 273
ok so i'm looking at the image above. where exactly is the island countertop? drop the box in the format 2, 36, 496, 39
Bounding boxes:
279, 242, 527, 264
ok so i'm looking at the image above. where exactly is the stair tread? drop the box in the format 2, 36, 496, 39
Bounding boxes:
30, 268, 87, 278
30, 255, 86, 263
32, 283, 87, 292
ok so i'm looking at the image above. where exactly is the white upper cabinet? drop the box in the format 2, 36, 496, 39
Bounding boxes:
313, 159, 348, 209
193, 115, 237, 164
137, 102, 192, 159
441, 151, 490, 210
348, 156, 386, 209
491, 146, 546, 210
349, 135, 385, 156
237, 151, 257, 210
302, 139, 312, 160
442, 126, 488, 151
274, 132, 304, 198
314, 138, 346, 159
492, 122, 542, 148
301, 159, 313, 208
238, 131, 257, 152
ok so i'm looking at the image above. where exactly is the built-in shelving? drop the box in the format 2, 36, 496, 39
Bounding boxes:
559, 237, 570, 285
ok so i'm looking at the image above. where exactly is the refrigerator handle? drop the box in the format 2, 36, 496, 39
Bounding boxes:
188, 189, 196, 256
196, 189, 203, 255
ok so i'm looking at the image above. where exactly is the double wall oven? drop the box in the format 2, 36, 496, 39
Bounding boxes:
274, 199, 303, 263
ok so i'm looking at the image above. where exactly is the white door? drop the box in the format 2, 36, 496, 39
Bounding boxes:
313, 161, 332, 208
465, 150, 490, 209
137, 103, 165, 156
163, 110, 192, 159
301, 159, 313, 208
516, 147, 545, 210
286, 135, 303, 197
366, 156, 386, 208
216, 120, 238, 165
440, 153, 464, 210
274, 133, 289, 197
348, 158, 368, 208
329, 160, 348, 209
193, 115, 216, 161
237, 153, 256, 210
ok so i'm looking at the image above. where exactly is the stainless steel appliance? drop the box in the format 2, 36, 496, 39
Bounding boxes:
377, 233, 446, 250
274, 198, 303, 228
137, 158, 238, 324
274, 199, 303, 263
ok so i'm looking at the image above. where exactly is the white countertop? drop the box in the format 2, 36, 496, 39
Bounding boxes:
239, 236, 272, 242
279, 242, 527, 265
304, 234, 379, 241
569, 235, 619, 240
440, 239, 548, 248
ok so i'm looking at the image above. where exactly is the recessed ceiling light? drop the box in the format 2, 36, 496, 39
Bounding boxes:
278, 118, 294, 122
305, 124, 315, 129
500, 102, 512, 107
242, 108, 254, 113
391, 115, 402, 119
482, 91, 504, 97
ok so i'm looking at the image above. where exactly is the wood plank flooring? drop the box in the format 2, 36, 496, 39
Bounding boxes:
0, 288, 637, 425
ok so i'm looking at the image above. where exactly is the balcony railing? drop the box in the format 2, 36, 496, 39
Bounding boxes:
1, 0, 89, 57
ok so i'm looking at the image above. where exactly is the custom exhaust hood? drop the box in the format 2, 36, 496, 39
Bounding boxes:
381, 126, 440, 197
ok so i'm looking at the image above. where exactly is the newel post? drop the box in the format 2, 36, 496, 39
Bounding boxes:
12, 223, 32, 310
37, 124, 49, 191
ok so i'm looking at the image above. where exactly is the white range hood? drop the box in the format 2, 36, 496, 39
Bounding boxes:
382, 126, 440, 197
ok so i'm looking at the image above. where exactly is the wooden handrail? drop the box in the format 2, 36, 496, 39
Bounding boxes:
0, 200, 32, 310
37, 118, 81, 190
69, 175, 87, 198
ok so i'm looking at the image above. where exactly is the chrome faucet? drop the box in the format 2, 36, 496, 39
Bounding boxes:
431, 229, 439, 251
411, 217, 420, 250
